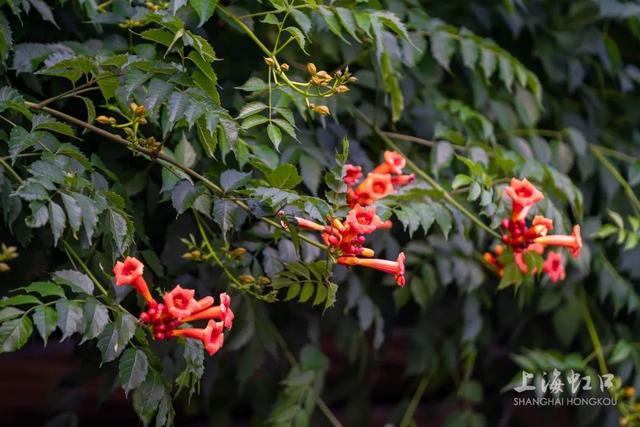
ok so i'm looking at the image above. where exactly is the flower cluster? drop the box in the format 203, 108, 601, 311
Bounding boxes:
113, 257, 234, 356
484, 178, 582, 283
291, 152, 410, 287
345, 151, 415, 207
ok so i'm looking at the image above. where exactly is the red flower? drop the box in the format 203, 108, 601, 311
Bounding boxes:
543, 251, 566, 282
344, 164, 363, 186
356, 173, 395, 202
504, 178, 544, 221
295, 217, 326, 232
171, 320, 225, 356
534, 225, 582, 259
164, 285, 199, 320
530, 215, 553, 237
183, 292, 234, 330
202, 320, 225, 356
346, 204, 384, 235
391, 174, 415, 187
113, 257, 154, 303
372, 151, 407, 175
113, 257, 144, 286
338, 252, 406, 287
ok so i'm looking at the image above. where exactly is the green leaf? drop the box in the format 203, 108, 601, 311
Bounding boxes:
241, 114, 269, 130
190, 0, 219, 27
318, 6, 348, 43
119, 348, 149, 395
0, 295, 41, 307
61, 193, 81, 234
220, 169, 252, 192
0, 316, 33, 353
431, 31, 456, 70
266, 164, 302, 189
32, 305, 58, 346
140, 28, 175, 47
299, 282, 314, 303
213, 199, 238, 237
23, 281, 65, 298
237, 102, 268, 120
0, 307, 24, 322
236, 77, 268, 92
82, 298, 110, 343
56, 299, 84, 340
267, 123, 282, 150
53, 270, 94, 295
49, 201, 66, 246
97, 313, 137, 362
284, 26, 309, 54
432, 203, 453, 238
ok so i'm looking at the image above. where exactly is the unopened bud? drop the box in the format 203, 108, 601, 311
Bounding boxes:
360, 248, 375, 257
230, 247, 247, 258
238, 274, 255, 284
306, 62, 317, 75
316, 70, 331, 80
280, 63, 290, 71
130, 102, 139, 113
96, 115, 112, 124
348, 76, 358, 82
312, 105, 330, 116
0, 262, 9, 272
258, 276, 271, 285
264, 57, 275, 67
335, 70, 342, 78
624, 387, 635, 398
335, 85, 350, 94
124, 127, 134, 137
137, 117, 148, 125
135, 105, 146, 116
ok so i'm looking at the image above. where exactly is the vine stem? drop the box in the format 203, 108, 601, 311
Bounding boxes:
579, 286, 607, 375
589, 144, 640, 216
356, 111, 501, 240
23, 101, 327, 251
399, 372, 431, 427
61, 239, 110, 297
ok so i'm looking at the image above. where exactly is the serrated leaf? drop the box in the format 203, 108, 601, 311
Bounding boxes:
190, 0, 219, 27
33, 305, 57, 346
266, 164, 302, 189
213, 199, 237, 238
49, 201, 66, 246
220, 169, 251, 192
0, 307, 24, 322
119, 348, 149, 395
82, 298, 109, 343
431, 31, 456, 70
236, 77, 268, 92
23, 281, 64, 298
0, 316, 32, 353
267, 123, 282, 150
61, 193, 81, 234
53, 270, 94, 295
55, 299, 84, 341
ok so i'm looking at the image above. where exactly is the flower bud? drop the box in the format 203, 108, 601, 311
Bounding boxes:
624, 387, 635, 398
264, 57, 275, 67
316, 70, 331, 80
258, 276, 271, 285
239, 274, 255, 284
306, 62, 317, 75
0, 262, 9, 272
96, 115, 112, 124
139, 312, 150, 323
135, 105, 146, 116
335, 70, 343, 78
155, 332, 165, 340
335, 85, 350, 93
348, 76, 358, 82
137, 117, 147, 125
360, 248, 375, 257
124, 127, 134, 137
280, 63, 290, 71
313, 105, 330, 116
230, 247, 247, 258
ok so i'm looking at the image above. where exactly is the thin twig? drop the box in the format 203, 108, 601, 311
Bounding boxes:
399, 373, 431, 427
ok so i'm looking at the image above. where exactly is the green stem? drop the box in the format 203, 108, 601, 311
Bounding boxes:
590, 144, 640, 216
357, 111, 501, 239
61, 239, 110, 297
579, 286, 608, 375
399, 373, 431, 427
0, 157, 24, 183
218, 5, 272, 57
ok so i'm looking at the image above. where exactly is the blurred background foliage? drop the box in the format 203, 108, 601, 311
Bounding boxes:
1, 0, 640, 426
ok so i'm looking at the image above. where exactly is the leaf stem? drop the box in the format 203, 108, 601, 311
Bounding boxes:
579, 285, 608, 375
357, 111, 501, 239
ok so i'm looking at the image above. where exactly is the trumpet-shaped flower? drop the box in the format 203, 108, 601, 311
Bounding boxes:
163, 285, 199, 320
372, 151, 407, 175
338, 252, 406, 287
534, 225, 582, 259
113, 257, 154, 303
344, 164, 363, 186
346, 204, 384, 235
543, 251, 566, 282
504, 178, 544, 221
